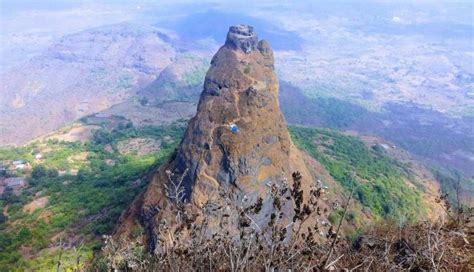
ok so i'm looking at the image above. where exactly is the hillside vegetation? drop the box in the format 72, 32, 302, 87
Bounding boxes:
0, 124, 451, 270
290, 126, 425, 221
0, 124, 184, 270
100, 171, 472, 271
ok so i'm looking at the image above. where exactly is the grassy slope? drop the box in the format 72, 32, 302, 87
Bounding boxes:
0, 124, 185, 271
289, 126, 425, 221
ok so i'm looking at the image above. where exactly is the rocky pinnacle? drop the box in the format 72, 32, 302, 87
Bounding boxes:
115, 25, 313, 247
225, 24, 259, 53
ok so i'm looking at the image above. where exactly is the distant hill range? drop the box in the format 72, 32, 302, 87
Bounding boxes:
1, 20, 472, 180
0, 23, 211, 146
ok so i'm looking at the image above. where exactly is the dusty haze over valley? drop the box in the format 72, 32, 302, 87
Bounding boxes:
0, 1, 472, 270
1, 1, 472, 177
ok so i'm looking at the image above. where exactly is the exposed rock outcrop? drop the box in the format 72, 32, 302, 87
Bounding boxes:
115, 24, 313, 248
225, 25, 259, 53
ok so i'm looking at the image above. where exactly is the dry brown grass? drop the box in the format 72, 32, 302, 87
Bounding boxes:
98, 172, 473, 271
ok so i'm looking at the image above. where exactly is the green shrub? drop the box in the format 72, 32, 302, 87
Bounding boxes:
328, 208, 344, 224
243, 64, 251, 74
0, 214, 7, 225
31, 165, 47, 179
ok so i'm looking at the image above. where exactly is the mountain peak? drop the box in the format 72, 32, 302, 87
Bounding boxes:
115, 24, 312, 250
225, 24, 258, 53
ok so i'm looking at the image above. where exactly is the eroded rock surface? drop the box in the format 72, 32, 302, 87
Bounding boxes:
115, 25, 313, 248
225, 24, 259, 53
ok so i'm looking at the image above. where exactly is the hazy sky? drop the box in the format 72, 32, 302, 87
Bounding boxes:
0, 0, 472, 70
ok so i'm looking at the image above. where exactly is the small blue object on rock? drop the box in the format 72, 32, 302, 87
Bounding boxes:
230, 123, 239, 134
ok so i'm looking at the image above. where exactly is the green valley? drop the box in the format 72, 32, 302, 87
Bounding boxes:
0, 123, 185, 270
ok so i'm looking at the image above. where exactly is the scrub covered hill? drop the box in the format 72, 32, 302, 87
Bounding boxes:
289, 126, 443, 221
0, 123, 185, 270
0, 123, 446, 270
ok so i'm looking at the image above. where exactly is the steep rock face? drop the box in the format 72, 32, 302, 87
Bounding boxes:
116, 25, 312, 246
173, 24, 290, 206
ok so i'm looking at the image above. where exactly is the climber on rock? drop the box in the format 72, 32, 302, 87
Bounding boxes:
229, 123, 239, 134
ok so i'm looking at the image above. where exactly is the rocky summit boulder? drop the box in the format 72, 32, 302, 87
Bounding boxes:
115, 24, 313, 249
